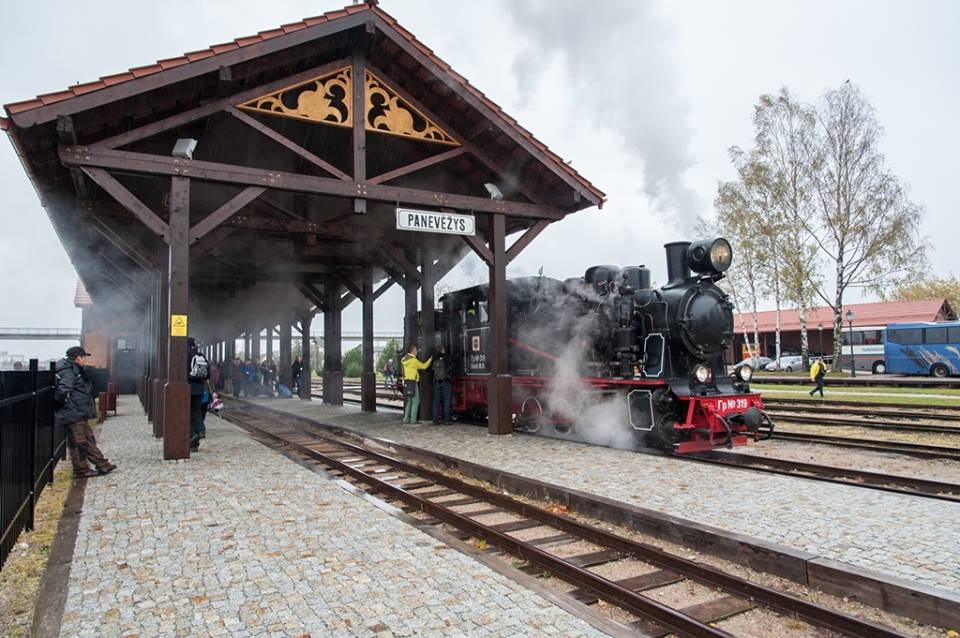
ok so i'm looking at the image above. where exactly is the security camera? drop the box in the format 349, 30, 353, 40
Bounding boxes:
484, 183, 504, 200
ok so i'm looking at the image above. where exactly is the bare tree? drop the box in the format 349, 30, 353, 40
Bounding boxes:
752, 89, 822, 368
713, 181, 767, 363
801, 82, 927, 366
725, 148, 789, 365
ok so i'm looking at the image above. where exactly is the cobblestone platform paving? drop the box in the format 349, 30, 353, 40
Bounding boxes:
253, 398, 960, 595
59, 397, 611, 638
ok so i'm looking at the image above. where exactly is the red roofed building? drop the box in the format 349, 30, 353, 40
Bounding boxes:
731, 298, 956, 369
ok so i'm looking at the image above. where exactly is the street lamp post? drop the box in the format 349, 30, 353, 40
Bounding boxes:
817, 323, 823, 357
845, 309, 855, 378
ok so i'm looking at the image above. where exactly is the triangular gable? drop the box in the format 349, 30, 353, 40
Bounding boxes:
237, 67, 458, 146
4, 3, 603, 205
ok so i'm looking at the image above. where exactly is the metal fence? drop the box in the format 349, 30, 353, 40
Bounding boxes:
0, 360, 65, 569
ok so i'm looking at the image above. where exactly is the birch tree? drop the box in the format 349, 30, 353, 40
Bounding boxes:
714, 179, 768, 363
802, 82, 927, 366
752, 89, 821, 368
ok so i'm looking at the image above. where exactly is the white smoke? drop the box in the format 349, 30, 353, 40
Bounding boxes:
502, 0, 700, 226
518, 288, 637, 450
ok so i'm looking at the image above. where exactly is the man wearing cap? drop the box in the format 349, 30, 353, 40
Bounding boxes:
55, 346, 116, 478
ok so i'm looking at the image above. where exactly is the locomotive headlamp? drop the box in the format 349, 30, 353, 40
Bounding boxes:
693, 364, 711, 384
736, 364, 754, 382
687, 238, 733, 274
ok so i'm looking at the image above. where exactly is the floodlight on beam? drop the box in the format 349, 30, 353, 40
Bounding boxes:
172, 138, 198, 159
484, 182, 504, 200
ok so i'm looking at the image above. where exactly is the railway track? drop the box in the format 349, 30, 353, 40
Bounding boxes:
763, 400, 960, 436
768, 414, 960, 435
223, 405, 915, 638
769, 431, 960, 460
689, 451, 960, 503
763, 398, 960, 421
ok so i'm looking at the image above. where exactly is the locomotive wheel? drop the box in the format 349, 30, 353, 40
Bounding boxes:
550, 398, 578, 435
516, 397, 545, 433
648, 413, 681, 449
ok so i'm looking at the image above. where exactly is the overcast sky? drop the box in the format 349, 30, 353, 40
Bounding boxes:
1, 0, 957, 361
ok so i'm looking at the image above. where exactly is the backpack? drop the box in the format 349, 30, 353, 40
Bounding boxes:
433, 356, 448, 383
190, 353, 210, 380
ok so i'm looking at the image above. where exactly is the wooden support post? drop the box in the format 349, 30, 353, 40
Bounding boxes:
420, 251, 435, 422
487, 213, 513, 435
252, 327, 261, 362
352, 39, 367, 214
404, 275, 418, 351
361, 267, 376, 412
266, 325, 274, 368
144, 293, 154, 417
323, 283, 343, 405
299, 313, 312, 400
279, 321, 292, 388
152, 251, 168, 437
163, 176, 191, 460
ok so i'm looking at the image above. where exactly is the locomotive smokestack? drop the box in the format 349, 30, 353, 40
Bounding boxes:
664, 241, 691, 288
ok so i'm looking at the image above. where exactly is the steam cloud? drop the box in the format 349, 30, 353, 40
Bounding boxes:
502, 0, 700, 227
516, 283, 637, 450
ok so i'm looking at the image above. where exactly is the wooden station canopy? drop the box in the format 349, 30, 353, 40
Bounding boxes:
2, 0, 604, 458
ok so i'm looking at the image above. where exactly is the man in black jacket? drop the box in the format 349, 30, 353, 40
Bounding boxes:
55, 346, 116, 478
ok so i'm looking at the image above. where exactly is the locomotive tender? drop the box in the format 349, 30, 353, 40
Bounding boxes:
438, 238, 772, 453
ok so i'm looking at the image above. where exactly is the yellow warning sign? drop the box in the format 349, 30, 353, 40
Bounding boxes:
171, 314, 188, 337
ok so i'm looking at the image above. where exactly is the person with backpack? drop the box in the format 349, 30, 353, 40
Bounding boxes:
187, 338, 211, 451
809, 356, 826, 398
431, 345, 452, 425
400, 344, 432, 424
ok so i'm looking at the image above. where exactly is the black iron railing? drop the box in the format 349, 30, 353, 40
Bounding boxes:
0, 360, 65, 570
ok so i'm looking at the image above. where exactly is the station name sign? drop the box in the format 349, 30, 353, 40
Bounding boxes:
396, 207, 475, 236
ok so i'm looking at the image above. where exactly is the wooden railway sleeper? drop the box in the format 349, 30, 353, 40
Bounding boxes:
225, 409, 914, 638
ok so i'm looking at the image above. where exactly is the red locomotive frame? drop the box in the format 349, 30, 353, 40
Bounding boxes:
451, 374, 766, 453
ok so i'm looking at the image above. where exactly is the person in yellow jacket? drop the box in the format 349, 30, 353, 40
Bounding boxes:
808, 357, 826, 398
401, 344, 433, 423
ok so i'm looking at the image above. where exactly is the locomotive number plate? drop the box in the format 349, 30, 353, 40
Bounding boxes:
716, 397, 751, 413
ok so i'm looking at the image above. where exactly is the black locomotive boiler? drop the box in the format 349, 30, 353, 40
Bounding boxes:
437, 238, 772, 453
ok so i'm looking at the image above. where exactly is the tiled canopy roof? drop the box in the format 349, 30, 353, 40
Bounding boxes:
73, 279, 93, 308
735, 299, 954, 333
2, 2, 603, 202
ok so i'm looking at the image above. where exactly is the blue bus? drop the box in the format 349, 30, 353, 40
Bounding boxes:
883, 321, 960, 377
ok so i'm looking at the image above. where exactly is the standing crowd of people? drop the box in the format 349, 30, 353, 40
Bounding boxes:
55, 335, 461, 480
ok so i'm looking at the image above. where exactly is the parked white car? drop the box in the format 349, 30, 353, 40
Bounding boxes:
765, 355, 804, 372
734, 356, 773, 371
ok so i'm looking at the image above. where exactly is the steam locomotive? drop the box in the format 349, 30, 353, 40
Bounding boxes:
437, 238, 773, 453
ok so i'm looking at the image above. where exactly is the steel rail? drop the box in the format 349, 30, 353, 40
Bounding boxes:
763, 398, 960, 418
771, 430, 960, 460
230, 411, 731, 637
694, 452, 960, 502
766, 413, 960, 435
226, 407, 914, 638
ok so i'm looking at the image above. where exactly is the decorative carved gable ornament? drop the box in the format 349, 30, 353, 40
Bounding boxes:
237, 67, 459, 146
